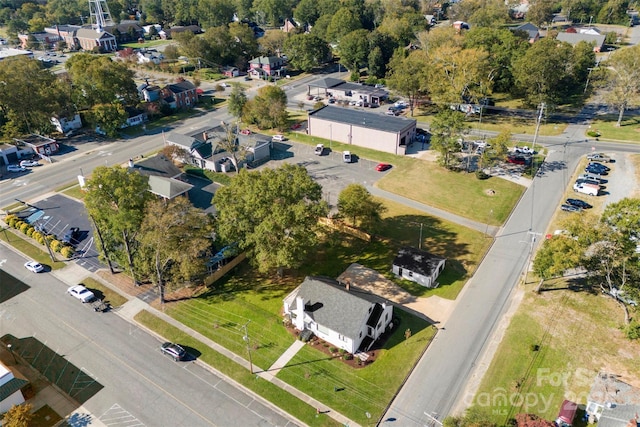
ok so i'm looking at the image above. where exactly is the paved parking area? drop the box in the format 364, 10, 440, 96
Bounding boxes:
265, 140, 388, 208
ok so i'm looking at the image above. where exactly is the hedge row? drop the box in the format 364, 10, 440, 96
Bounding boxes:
4, 214, 75, 259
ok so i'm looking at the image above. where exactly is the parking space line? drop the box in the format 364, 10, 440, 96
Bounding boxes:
99, 403, 145, 427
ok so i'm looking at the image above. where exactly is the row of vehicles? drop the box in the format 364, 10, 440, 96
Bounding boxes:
573, 156, 611, 197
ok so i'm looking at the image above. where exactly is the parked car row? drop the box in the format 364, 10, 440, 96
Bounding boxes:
567, 155, 614, 203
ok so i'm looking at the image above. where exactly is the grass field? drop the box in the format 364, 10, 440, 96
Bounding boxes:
589, 116, 640, 142
0, 228, 67, 270
377, 160, 525, 225
472, 280, 640, 425
81, 277, 128, 308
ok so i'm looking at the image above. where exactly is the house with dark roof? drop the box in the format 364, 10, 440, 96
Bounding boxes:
104, 21, 144, 43
138, 83, 162, 102
392, 247, 446, 288
307, 105, 416, 155
557, 31, 606, 52
512, 22, 540, 43
166, 25, 202, 38
586, 373, 640, 426
0, 362, 28, 413
308, 78, 389, 105
129, 154, 193, 200
161, 80, 198, 109
248, 56, 286, 78
283, 277, 394, 354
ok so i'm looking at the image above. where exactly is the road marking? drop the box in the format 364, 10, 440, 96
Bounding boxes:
99, 403, 145, 426
0, 259, 6, 267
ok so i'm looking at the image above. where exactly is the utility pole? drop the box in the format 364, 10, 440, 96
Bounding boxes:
242, 321, 254, 374
530, 103, 545, 231
419, 223, 423, 250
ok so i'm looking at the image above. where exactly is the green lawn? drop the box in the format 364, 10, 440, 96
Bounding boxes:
58, 184, 86, 200
377, 160, 525, 225
120, 39, 172, 49
136, 310, 342, 427
276, 310, 434, 425
472, 279, 640, 424
376, 198, 491, 299
0, 228, 67, 270
589, 115, 640, 142
81, 277, 128, 307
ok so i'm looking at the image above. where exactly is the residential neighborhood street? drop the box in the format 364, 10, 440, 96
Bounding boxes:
1, 68, 640, 427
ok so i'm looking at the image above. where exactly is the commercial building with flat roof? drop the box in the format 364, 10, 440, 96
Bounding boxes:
307, 105, 416, 155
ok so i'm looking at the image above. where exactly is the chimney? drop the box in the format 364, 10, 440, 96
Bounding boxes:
202, 131, 208, 141
128, 158, 134, 168
345, 280, 350, 291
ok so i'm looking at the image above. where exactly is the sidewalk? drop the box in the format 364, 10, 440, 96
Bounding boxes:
58, 263, 360, 427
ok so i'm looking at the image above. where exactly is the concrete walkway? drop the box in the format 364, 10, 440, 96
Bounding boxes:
67, 261, 358, 427
367, 185, 501, 236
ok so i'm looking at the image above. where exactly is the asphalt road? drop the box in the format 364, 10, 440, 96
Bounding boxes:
0, 250, 299, 427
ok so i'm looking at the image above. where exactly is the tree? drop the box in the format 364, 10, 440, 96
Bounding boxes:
260, 30, 288, 56
526, 0, 556, 27
385, 49, 428, 116
426, 44, 492, 106
337, 184, 386, 229
310, 14, 333, 42
479, 129, 510, 171
252, 0, 291, 26
294, 0, 319, 26
0, 56, 70, 137
533, 199, 640, 324
85, 166, 153, 285
218, 121, 249, 171
66, 54, 138, 108
138, 197, 213, 303
228, 83, 248, 120
368, 46, 386, 79
338, 29, 370, 73
2, 403, 33, 427
512, 38, 573, 106
283, 33, 331, 72
214, 164, 328, 275
89, 103, 128, 138
377, 13, 426, 46
429, 109, 468, 168
243, 85, 289, 130
197, 0, 235, 28
326, 8, 361, 43
603, 44, 640, 126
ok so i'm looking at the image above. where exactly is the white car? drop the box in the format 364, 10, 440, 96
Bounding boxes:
272, 134, 286, 142
394, 100, 408, 108
24, 261, 44, 273
343, 151, 352, 163
514, 146, 534, 155
7, 165, 26, 173
20, 160, 40, 167
67, 285, 95, 303
314, 144, 324, 155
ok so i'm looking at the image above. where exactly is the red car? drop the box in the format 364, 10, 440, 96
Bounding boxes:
376, 163, 392, 172
506, 155, 530, 165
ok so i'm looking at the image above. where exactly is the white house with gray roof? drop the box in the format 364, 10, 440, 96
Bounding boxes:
307, 105, 416, 155
283, 277, 394, 354
586, 372, 640, 426
392, 247, 445, 288
556, 31, 606, 52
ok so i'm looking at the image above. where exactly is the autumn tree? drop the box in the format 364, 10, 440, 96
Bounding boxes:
243, 85, 289, 130
138, 197, 213, 303
426, 44, 492, 106
2, 403, 33, 427
429, 109, 468, 168
213, 164, 328, 275
218, 121, 249, 171
260, 30, 288, 56
603, 44, 640, 126
385, 49, 429, 116
85, 166, 153, 285
337, 184, 386, 230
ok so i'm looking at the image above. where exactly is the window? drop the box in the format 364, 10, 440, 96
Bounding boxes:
338, 334, 345, 342
408, 271, 413, 277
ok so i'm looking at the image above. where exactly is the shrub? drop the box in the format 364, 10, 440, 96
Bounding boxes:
13, 220, 24, 230
626, 320, 640, 340
20, 222, 30, 234
50, 239, 62, 253
60, 246, 75, 259
329, 346, 338, 353
32, 231, 43, 243
26, 226, 35, 237
475, 170, 490, 180
587, 130, 601, 137
344, 353, 353, 360
5, 214, 18, 227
